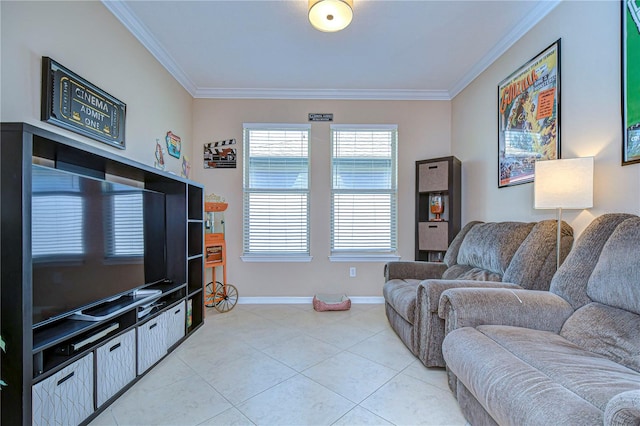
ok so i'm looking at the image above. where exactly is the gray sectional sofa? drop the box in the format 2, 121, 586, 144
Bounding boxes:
383, 219, 573, 367
440, 213, 640, 425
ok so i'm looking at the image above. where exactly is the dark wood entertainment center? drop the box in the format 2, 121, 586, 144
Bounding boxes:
1, 123, 205, 425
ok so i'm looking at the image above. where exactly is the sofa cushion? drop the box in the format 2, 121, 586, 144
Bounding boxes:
443, 221, 482, 268
443, 326, 640, 426
453, 267, 503, 282
503, 220, 572, 290
550, 213, 635, 311
561, 303, 640, 373
453, 222, 534, 276
587, 217, 640, 315
383, 279, 419, 324
441, 264, 503, 281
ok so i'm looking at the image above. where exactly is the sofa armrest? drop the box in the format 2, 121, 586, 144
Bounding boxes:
438, 288, 574, 335
605, 390, 640, 426
412, 279, 522, 368
384, 261, 447, 281
417, 279, 522, 313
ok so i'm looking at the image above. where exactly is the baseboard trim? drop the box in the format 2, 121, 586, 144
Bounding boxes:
237, 296, 384, 304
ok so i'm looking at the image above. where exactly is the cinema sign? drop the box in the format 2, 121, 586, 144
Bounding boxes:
41, 57, 126, 149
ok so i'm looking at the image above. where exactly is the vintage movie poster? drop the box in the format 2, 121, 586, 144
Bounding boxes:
624, 0, 640, 165
498, 40, 560, 187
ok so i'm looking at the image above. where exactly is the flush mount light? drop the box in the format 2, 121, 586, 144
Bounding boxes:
308, 0, 353, 32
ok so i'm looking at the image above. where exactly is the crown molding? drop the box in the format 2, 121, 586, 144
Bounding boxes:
101, 0, 198, 96
194, 88, 451, 101
448, 0, 562, 99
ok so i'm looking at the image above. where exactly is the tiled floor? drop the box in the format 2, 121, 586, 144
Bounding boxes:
90, 304, 466, 426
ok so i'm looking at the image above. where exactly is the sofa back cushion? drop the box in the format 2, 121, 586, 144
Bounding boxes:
503, 220, 573, 290
441, 264, 503, 282
443, 221, 482, 268
550, 213, 636, 310
445, 222, 534, 279
586, 217, 640, 315
561, 303, 640, 373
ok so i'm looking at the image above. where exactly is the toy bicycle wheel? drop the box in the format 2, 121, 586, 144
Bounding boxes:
205, 281, 223, 307
214, 284, 238, 313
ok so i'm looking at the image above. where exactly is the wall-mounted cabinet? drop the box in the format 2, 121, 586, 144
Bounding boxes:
1, 123, 204, 425
415, 156, 461, 261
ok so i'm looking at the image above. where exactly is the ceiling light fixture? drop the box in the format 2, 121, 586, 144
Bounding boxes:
308, 0, 353, 32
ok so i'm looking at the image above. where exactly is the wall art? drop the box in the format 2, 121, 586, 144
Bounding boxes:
204, 139, 237, 169
166, 131, 181, 158
623, 1, 640, 165
153, 138, 166, 170
41, 57, 126, 149
181, 156, 191, 179
498, 40, 560, 187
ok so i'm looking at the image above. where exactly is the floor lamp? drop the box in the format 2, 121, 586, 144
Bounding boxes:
534, 157, 594, 269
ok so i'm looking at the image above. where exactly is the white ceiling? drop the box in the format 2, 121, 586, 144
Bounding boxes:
103, 0, 560, 100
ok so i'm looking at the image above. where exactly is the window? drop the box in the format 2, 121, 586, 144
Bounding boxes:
242, 124, 311, 261
331, 125, 398, 260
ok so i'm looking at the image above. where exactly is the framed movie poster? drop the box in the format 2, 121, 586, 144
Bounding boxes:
498, 40, 560, 187
623, 1, 640, 165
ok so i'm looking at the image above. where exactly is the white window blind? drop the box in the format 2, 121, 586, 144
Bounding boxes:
243, 124, 310, 258
331, 125, 398, 254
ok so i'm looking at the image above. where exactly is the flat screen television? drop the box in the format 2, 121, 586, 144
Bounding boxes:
31, 164, 167, 327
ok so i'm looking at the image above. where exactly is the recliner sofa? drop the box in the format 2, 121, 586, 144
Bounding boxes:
440, 213, 640, 425
383, 219, 573, 367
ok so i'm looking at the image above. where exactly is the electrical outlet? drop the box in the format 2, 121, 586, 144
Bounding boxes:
349, 267, 356, 277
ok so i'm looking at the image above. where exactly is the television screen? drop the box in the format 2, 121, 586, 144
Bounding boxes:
31, 164, 166, 326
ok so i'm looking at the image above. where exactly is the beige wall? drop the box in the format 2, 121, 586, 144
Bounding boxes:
0, 1, 193, 173
452, 0, 640, 236
192, 99, 451, 297
7, 0, 636, 299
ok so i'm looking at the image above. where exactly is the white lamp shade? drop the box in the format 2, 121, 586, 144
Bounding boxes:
309, 0, 353, 32
534, 157, 594, 209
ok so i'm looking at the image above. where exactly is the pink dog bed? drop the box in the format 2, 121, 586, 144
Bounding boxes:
313, 294, 351, 311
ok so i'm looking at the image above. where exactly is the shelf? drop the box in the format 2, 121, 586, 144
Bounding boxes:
1, 122, 206, 425
33, 310, 136, 378
415, 157, 461, 261
33, 319, 110, 354
188, 222, 204, 257
146, 280, 186, 296
188, 185, 203, 221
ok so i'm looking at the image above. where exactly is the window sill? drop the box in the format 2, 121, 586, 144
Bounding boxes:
241, 255, 313, 263
329, 254, 401, 262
